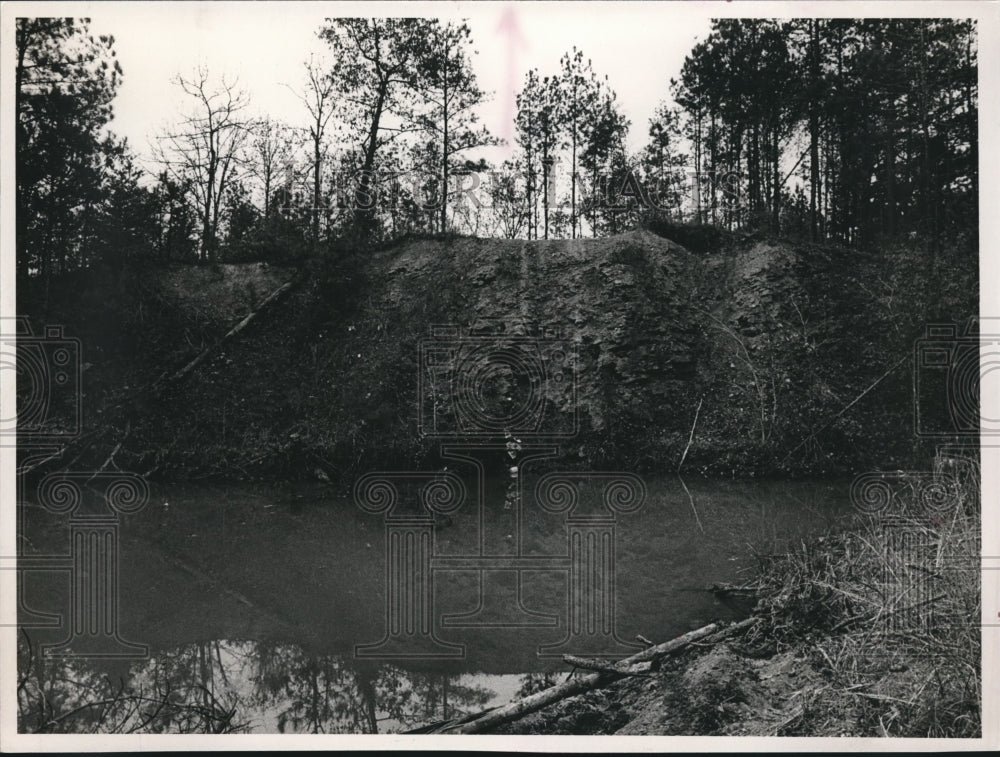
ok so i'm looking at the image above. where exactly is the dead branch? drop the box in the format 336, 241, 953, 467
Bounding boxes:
710, 582, 758, 596
677, 396, 703, 474
781, 353, 908, 463
19, 272, 306, 480
679, 475, 704, 533
440, 619, 756, 734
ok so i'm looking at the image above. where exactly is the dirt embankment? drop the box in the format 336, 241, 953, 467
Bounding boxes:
18, 228, 973, 479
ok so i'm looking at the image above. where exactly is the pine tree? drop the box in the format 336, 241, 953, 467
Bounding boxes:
412, 20, 496, 232
16, 18, 122, 284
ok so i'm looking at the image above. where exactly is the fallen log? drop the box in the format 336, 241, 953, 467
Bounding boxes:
169, 274, 303, 383
563, 655, 652, 676
441, 618, 756, 734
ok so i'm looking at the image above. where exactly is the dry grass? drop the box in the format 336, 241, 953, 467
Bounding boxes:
743, 459, 981, 737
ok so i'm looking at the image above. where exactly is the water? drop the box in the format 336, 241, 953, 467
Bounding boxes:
17, 474, 854, 733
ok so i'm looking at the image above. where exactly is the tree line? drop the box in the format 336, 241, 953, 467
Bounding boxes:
668, 18, 978, 246
16, 16, 979, 285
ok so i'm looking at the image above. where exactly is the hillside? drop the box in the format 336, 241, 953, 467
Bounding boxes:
18, 228, 974, 480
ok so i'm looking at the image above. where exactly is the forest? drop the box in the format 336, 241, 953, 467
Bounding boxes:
16, 17, 978, 285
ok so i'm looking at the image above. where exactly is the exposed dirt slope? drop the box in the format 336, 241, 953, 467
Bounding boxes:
19, 229, 973, 479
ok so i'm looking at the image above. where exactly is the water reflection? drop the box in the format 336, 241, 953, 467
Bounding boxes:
17, 632, 505, 734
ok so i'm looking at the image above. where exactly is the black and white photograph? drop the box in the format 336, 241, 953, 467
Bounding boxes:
0, 0, 996, 749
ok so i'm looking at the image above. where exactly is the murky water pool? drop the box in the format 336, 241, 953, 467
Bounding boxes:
17, 473, 854, 733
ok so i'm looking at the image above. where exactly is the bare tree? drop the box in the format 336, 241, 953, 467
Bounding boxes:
286, 57, 336, 246
248, 117, 297, 220
482, 161, 529, 239
157, 66, 248, 261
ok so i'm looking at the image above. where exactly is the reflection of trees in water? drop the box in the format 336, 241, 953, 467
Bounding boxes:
385, 671, 494, 729
17, 632, 495, 734
517, 671, 558, 699
247, 640, 378, 733
16, 631, 246, 733
248, 641, 493, 733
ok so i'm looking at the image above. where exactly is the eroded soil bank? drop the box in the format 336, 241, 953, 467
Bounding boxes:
19, 227, 974, 480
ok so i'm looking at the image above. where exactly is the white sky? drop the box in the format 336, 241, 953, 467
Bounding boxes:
72, 1, 714, 172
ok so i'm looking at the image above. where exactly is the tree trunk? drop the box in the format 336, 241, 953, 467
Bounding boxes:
809, 19, 821, 242
772, 124, 780, 232
571, 95, 578, 239
441, 46, 450, 233
710, 108, 717, 225
441, 620, 754, 734
526, 131, 534, 239
313, 123, 322, 247
358, 79, 388, 228
543, 146, 550, 239
694, 113, 702, 224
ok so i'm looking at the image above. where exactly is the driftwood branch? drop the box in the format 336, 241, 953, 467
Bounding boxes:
710, 582, 758, 596
440, 619, 756, 734
676, 397, 705, 532
679, 474, 704, 534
